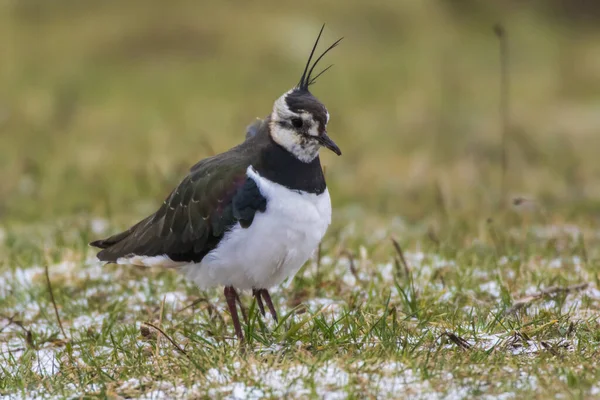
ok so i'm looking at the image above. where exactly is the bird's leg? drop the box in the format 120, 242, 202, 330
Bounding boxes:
233, 289, 248, 325
224, 286, 244, 342
252, 288, 266, 317
260, 289, 278, 323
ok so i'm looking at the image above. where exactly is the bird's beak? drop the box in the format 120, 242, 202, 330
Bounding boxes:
317, 132, 342, 156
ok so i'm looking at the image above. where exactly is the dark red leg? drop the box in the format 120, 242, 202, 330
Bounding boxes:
224, 286, 244, 342
252, 289, 266, 317
234, 288, 248, 325
261, 289, 278, 323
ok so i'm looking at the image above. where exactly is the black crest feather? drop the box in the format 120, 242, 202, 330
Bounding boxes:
297, 24, 343, 91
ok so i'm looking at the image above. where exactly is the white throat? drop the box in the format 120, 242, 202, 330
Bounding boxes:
269, 91, 320, 163
269, 121, 320, 163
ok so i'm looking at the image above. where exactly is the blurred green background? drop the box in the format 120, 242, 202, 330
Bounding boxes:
1, 0, 600, 225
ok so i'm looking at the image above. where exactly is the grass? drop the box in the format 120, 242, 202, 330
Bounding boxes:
2, 1, 600, 398
1, 219, 599, 398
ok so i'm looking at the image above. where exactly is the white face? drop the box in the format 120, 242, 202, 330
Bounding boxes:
269, 90, 326, 163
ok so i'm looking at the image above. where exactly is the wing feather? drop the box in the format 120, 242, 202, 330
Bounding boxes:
92, 160, 266, 264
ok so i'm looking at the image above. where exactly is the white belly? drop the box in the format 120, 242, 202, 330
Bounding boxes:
181, 166, 332, 290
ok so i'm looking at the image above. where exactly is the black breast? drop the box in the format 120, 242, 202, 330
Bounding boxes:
255, 138, 326, 195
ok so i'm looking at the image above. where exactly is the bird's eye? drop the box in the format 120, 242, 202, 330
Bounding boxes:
291, 118, 303, 128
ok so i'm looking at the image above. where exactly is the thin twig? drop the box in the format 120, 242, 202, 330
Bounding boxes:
506, 283, 589, 314
45, 264, 67, 339
143, 322, 187, 356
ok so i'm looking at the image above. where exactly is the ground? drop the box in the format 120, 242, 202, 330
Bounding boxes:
1, 1, 600, 399
2, 219, 600, 398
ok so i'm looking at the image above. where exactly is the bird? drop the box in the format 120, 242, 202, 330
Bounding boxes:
90, 25, 342, 343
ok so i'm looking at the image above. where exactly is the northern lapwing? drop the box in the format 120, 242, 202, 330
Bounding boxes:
90, 26, 342, 343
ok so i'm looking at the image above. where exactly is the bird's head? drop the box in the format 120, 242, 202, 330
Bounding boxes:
269, 26, 342, 163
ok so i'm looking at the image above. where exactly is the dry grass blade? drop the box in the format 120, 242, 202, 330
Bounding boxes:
155, 297, 166, 359
175, 297, 225, 325
341, 250, 360, 283
506, 283, 589, 314
0, 314, 17, 334
45, 264, 68, 340
540, 341, 559, 356
391, 237, 411, 276
143, 322, 187, 356
316, 241, 323, 279
176, 297, 209, 314
9, 319, 35, 349
493, 22, 510, 205
442, 331, 472, 350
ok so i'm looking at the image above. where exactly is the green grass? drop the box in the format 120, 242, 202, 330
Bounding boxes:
1, 218, 599, 398
2, 1, 600, 398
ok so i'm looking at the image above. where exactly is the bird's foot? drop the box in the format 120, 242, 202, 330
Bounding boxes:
252, 288, 266, 317
259, 289, 278, 323
224, 286, 245, 343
